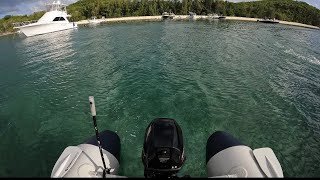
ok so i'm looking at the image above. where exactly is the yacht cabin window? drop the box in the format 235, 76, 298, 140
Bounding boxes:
53, 17, 66, 21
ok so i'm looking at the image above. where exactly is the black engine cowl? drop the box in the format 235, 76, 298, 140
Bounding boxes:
142, 118, 186, 178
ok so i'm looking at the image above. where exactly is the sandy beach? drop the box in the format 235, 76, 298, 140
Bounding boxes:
76, 16, 163, 25
0, 32, 15, 37
225, 16, 320, 30
1, 15, 318, 37
77, 15, 320, 30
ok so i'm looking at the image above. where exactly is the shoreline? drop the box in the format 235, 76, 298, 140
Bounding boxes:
225, 16, 320, 30
1, 15, 319, 37
77, 15, 320, 30
0, 31, 15, 37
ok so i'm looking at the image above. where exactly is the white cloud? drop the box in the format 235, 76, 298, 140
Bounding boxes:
227, 0, 319, 9
0, 0, 78, 18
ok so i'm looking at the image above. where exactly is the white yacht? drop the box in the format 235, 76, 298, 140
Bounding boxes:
212, 13, 220, 19
208, 13, 226, 20
188, 12, 197, 20
13, 0, 77, 37
162, 12, 175, 20
88, 16, 102, 25
257, 18, 280, 24
162, 12, 170, 20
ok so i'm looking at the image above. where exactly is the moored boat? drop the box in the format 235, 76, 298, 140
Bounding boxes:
13, 0, 77, 37
257, 18, 279, 24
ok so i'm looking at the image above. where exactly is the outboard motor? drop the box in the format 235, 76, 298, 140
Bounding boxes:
51, 96, 284, 178
142, 118, 186, 178
206, 131, 283, 178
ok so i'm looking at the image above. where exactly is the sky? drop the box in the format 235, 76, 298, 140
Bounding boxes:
0, 0, 319, 18
0, 0, 78, 18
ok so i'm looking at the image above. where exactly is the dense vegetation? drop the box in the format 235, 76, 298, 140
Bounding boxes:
67, 0, 320, 27
0, 11, 45, 34
1, 0, 320, 34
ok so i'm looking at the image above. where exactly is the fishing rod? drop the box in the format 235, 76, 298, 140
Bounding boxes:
89, 96, 110, 178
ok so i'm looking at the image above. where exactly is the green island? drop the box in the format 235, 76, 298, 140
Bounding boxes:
1, 0, 320, 35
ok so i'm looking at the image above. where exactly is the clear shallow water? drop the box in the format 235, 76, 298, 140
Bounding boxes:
0, 20, 319, 177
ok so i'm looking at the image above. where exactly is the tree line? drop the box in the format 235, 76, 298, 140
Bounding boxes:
0, 11, 45, 34
67, 0, 320, 26
1, 0, 320, 34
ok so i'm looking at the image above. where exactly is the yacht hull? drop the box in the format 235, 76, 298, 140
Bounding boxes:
17, 22, 77, 37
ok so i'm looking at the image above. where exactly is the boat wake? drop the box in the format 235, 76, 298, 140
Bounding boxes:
284, 48, 320, 66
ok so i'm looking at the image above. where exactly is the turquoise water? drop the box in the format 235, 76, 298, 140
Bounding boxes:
0, 20, 320, 177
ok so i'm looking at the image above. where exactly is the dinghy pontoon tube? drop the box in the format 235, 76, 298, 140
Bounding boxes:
51, 96, 283, 178
206, 131, 283, 178
51, 96, 122, 178
51, 130, 121, 178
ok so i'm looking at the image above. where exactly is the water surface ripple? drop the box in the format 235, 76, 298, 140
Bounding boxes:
0, 21, 319, 177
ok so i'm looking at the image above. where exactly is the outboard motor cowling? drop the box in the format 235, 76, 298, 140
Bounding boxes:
142, 118, 186, 178
206, 131, 283, 178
